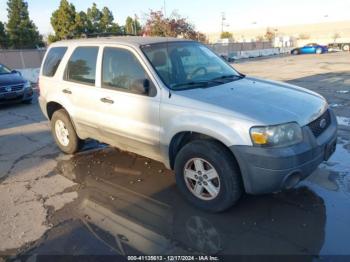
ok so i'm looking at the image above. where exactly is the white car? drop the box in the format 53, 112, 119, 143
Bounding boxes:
39, 37, 337, 212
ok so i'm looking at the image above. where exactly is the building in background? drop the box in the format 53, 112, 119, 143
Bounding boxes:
207, 20, 350, 47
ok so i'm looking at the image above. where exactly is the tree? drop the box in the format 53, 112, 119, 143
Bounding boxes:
143, 10, 206, 42
50, 1, 122, 41
86, 3, 103, 33
101, 7, 121, 33
6, 0, 43, 48
220, 31, 233, 39
0, 22, 8, 48
264, 27, 275, 42
143, 10, 169, 37
125, 16, 141, 35
256, 35, 265, 42
51, 0, 78, 40
75, 11, 89, 36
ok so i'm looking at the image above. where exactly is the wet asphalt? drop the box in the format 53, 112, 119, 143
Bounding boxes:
1, 52, 350, 261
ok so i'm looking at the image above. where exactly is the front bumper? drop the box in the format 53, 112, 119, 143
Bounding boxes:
230, 109, 338, 194
0, 87, 34, 104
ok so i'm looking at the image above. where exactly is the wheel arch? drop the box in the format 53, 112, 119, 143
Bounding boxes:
46, 101, 80, 136
168, 131, 241, 171
46, 101, 64, 120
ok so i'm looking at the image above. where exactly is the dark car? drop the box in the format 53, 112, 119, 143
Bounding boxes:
291, 43, 328, 55
0, 63, 33, 105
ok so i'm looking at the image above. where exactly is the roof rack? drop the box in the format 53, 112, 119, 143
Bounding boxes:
83, 32, 138, 38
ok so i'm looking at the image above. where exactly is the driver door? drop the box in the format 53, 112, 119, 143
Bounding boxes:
95, 46, 162, 161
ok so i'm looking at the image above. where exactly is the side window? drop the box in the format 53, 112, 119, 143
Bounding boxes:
64, 46, 98, 85
42, 47, 67, 77
102, 47, 156, 96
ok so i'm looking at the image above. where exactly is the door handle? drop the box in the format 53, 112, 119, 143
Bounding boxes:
100, 97, 114, 104
62, 89, 72, 94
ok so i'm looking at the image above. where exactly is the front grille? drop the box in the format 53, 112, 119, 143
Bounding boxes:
307, 110, 331, 137
0, 84, 24, 93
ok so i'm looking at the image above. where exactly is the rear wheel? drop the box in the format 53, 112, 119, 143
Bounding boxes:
315, 48, 322, 54
343, 44, 350, 51
51, 109, 83, 154
174, 140, 243, 212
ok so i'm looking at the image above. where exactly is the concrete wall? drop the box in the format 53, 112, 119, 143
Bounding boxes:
230, 47, 292, 60
207, 42, 273, 56
0, 49, 46, 83
0, 49, 46, 69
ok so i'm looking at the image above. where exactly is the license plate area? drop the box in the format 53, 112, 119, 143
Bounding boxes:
3, 92, 19, 99
324, 138, 337, 161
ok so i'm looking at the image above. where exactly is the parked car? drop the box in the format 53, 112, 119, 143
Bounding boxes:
291, 43, 328, 55
38, 37, 337, 212
0, 64, 33, 105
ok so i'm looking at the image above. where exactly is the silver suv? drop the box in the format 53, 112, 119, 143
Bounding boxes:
39, 37, 337, 212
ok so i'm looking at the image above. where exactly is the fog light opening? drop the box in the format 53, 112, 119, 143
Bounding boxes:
283, 172, 301, 190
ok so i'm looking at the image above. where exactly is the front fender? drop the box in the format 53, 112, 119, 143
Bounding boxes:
159, 109, 253, 168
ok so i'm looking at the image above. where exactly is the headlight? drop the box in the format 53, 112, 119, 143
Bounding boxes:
250, 122, 303, 147
24, 81, 31, 89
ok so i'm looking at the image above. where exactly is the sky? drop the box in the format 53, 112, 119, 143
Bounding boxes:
0, 0, 349, 35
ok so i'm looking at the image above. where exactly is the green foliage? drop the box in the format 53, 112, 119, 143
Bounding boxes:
125, 16, 141, 35
50, 1, 121, 41
86, 3, 103, 33
6, 0, 43, 49
51, 0, 78, 40
0, 21, 8, 48
220, 31, 233, 39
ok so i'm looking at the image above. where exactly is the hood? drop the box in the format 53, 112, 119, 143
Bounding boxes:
171, 77, 327, 126
0, 73, 26, 86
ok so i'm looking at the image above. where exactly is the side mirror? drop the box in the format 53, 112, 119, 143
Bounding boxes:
11, 70, 21, 76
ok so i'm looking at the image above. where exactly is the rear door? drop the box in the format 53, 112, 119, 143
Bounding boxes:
95, 46, 162, 161
60, 46, 101, 137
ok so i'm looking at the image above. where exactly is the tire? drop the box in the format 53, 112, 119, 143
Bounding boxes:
315, 48, 322, 54
51, 109, 83, 154
22, 99, 32, 104
174, 140, 243, 212
343, 44, 350, 51
292, 49, 299, 55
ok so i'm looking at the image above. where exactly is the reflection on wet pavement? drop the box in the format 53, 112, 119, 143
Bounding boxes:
22, 140, 350, 258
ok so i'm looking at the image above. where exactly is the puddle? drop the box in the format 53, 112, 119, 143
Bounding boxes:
15, 141, 350, 258
336, 90, 349, 94
330, 104, 345, 108
336, 116, 350, 127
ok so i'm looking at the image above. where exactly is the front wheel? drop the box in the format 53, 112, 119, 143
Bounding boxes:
292, 49, 299, 55
315, 48, 322, 54
174, 140, 243, 212
51, 109, 83, 154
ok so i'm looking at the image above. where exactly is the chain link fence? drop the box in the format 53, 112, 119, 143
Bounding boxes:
207, 41, 273, 57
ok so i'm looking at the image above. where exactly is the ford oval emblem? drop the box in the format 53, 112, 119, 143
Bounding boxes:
5, 86, 12, 92
319, 118, 327, 129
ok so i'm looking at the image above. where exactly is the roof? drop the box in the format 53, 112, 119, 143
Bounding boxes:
50, 36, 194, 47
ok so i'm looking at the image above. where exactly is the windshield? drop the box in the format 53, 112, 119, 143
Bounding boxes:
0, 64, 11, 74
141, 41, 242, 90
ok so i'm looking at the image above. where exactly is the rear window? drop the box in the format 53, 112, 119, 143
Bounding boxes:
42, 47, 67, 77
64, 46, 98, 85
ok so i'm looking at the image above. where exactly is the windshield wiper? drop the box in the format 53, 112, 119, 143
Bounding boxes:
171, 80, 217, 90
212, 74, 245, 81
